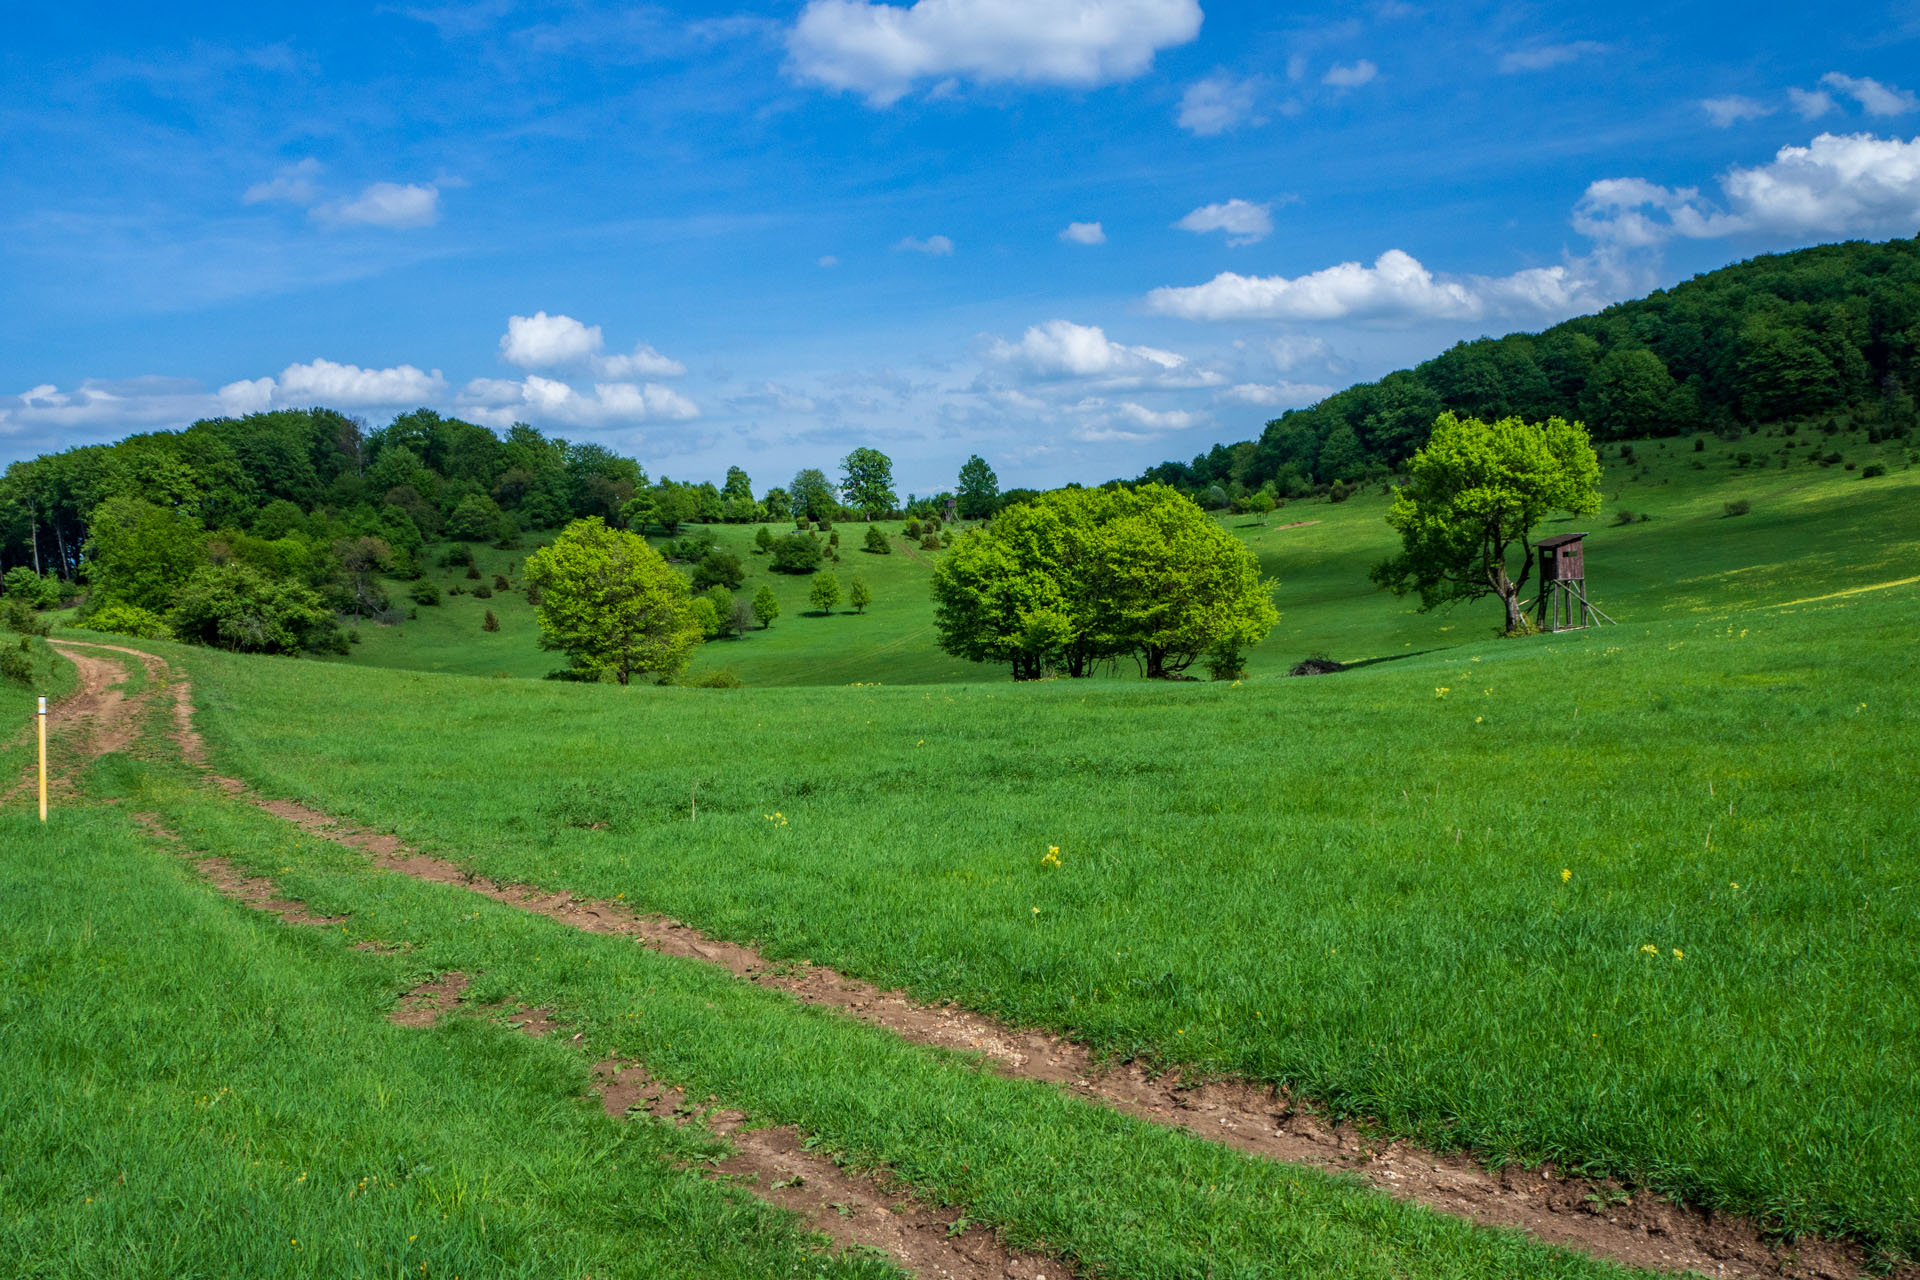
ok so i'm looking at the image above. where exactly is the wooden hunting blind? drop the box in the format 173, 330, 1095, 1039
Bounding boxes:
1532, 532, 1614, 632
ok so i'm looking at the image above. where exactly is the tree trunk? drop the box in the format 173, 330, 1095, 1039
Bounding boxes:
1503, 588, 1526, 635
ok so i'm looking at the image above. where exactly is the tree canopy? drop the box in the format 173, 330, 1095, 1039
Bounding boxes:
931, 484, 1277, 680
839, 448, 897, 520
523, 518, 702, 684
1370, 413, 1601, 634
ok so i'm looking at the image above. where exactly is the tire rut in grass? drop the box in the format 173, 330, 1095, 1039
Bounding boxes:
116, 640, 1914, 1280
142, 808, 1069, 1280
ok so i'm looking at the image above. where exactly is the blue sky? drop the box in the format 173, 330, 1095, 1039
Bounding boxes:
6, 1, 1920, 496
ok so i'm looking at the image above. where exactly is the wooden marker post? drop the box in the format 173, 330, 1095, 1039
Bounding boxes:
38, 696, 48, 822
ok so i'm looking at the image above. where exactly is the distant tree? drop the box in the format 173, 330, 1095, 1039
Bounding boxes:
789, 469, 837, 522
839, 448, 897, 519
808, 571, 840, 614
956, 454, 1000, 519
688, 594, 720, 638
651, 483, 694, 535
702, 586, 737, 636
1315, 425, 1366, 482
482, 609, 499, 633
4, 567, 63, 610
444, 492, 510, 542
1583, 347, 1679, 437
522, 518, 702, 685
849, 576, 872, 613
1371, 413, 1601, 634
863, 524, 891, 554
722, 466, 753, 503
691, 548, 745, 591
752, 584, 780, 629
762, 487, 793, 521
769, 532, 824, 574
754, 526, 775, 553
331, 536, 393, 620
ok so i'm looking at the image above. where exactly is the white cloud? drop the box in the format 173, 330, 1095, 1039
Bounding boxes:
226, 358, 448, 409
458, 375, 698, 427
1321, 60, 1377, 88
1266, 333, 1333, 372
1217, 381, 1334, 408
1146, 248, 1604, 324
1177, 71, 1262, 135
1790, 88, 1835, 120
1174, 198, 1273, 246
314, 182, 440, 229
1575, 132, 1920, 245
1498, 42, 1605, 74
1702, 96, 1772, 128
786, 0, 1202, 106
1069, 399, 1202, 441
1821, 72, 1919, 117
1059, 221, 1106, 245
818, 254, 841, 266
895, 233, 955, 255
243, 158, 323, 205
988, 319, 1186, 379
498, 311, 688, 378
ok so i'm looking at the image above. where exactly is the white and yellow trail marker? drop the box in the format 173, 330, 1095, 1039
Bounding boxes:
37, 695, 48, 822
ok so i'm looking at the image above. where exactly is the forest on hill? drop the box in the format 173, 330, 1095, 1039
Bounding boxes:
1142, 237, 1920, 506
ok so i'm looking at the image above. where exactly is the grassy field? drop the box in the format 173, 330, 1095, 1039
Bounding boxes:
0, 649, 1655, 1280
325, 422, 1917, 687
169, 427, 1920, 1257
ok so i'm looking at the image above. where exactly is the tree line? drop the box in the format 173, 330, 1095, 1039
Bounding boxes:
1140, 236, 1920, 508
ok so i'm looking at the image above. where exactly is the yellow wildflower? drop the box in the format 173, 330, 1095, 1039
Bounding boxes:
1561, 868, 1571, 883
1434, 686, 1449, 698
1672, 949, 1684, 960
1639, 944, 1658, 955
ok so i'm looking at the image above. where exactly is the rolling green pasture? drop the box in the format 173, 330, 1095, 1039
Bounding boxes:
329, 423, 1917, 686
178, 547, 1920, 1257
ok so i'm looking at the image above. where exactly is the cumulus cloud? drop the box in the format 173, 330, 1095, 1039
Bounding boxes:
1217, 381, 1334, 408
1498, 41, 1605, 74
314, 182, 440, 229
786, 0, 1202, 106
243, 158, 323, 205
1174, 198, 1273, 246
498, 311, 688, 379
1790, 87, 1835, 120
1177, 71, 1262, 135
1702, 95, 1772, 127
988, 319, 1189, 380
1070, 399, 1203, 442
1575, 132, 1920, 245
458, 374, 698, 428
818, 254, 841, 266
220, 358, 448, 410
1321, 60, 1377, 88
1821, 72, 1918, 117
894, 233, 955, 255
1265, 333, 1333, 373
1059, 221, 1106, 245
1146, 249, 1605, 325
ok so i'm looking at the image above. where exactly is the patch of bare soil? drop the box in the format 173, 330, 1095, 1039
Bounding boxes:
1275, 519, 1322, 529
128, 641, 1913, 1280
1, 643, 149, 809
391, 971, 471, 1027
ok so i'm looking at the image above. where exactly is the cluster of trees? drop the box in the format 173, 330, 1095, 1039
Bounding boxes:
1142, 237, 1920, 505
930, 483, 1277, 680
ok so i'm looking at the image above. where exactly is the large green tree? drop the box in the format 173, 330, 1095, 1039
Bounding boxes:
83, 496, 206, 614
838, 448, 897, 520
1371, 413, 1601, 634
523, 519, 702, 685
955, 454, 1000, 519
789, 469, 837, 522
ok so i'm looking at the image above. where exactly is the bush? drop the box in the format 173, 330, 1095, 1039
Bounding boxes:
2, 567, 62, 610
919, 533, 941, 551
445, 493, 509, 542
864, 525, 891, 554
0, 646, 30, 686
1723, 499, 1751, 517
437, 545, 474, 568
81, 600, 173, 640
904, 518, 923, 539
688, 595, 720, 638
691, 549, 745, 591
543, 667, 601, 682
472, 585, 493, 599
680, 668, 744, 689
754, 526, 775, 553
167, 563, 332, 654
2, 598, 50, 637
1736, 452, 1752, 467
1862, 463, 1887, 478
494, 574, 510, 591
1327, 482, 1351, 504
769, 533, 824, 574
482, 609, 499, 632
1694, 437, 1705, 452
703, 587, 738, 637
752, 585, 780, 630
410, 581, 442, 606
849, 577, 871, 613
922, 515, 942, 532
829, 530, 840, 547
1612, 509, 1637, 526
448, 584, 466, 596
1823, 451, 1843, 465
1203, 643, 1246, 681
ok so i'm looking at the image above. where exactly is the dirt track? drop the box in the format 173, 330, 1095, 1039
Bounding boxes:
39, 637, 1915, 1280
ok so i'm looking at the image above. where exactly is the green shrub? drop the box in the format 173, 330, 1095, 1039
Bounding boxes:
849, 577, 871, 613
437, 544, 474, 568
808, 572, 840, 614
692, 549, 745, 591
754, 526, 775, 553
2, 567, 62, 609
904, 519, 923, 539
1203, 642, 1247, 681
472, 585, 493, 599
770, 533, 824, 574
752, 585, 780, 630
482, 610, 499, 632
0, 646, 30, 686
689, 595, 720, 638
864, 525, 891, 554
81, 600, 173, 640
1862, 463, 1887, 478
680, 667, 744, 688
167, 563, 332, 654
466, 563, 482, 579
493, 574, 510, 591
920, 533, 941, 551
1724, 499, 1751, 517
410, 581, 442, 606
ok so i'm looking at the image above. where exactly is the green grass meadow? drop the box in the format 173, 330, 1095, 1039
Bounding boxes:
15, 424, 1919, 1269
166, 429, 1920, 1257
